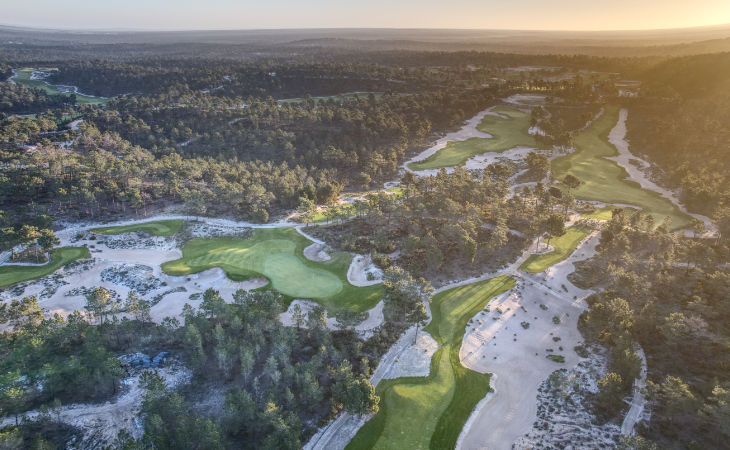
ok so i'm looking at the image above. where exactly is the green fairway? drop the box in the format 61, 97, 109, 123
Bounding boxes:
91, 219, 183, 237
348, 276, 516, 450
161, 228, 381, 312
581, 205, 638, 221
0, 247, 90, 288
12, 68, 108, 105
519, 226, 591, 273
408, 106, 542, 171
551, 105, 691, 230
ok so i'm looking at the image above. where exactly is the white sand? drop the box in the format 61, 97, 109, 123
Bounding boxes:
456, 232, 601, 450
347, 255, 383, 286
0, 365, 191, 445
607, 108, 717, 237
279, 299, 384, 339
404, 107, 495, 174
303, 243, 331, 262
383, 330, 438, 379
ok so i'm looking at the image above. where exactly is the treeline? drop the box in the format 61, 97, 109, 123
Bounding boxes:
573, 210, 730, 448
0, 86, 496, 222
1, 289, 380, 449
310, 166, 580, 282
626, 52, 730, 217
0, 81, 73, 115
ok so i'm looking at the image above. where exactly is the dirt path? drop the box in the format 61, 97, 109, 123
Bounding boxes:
621, 346, 648, 435
607, 108, 716, 237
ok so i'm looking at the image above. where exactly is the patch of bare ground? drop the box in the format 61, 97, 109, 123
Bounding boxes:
0, 364, 191, 447
513, 344, 622, 449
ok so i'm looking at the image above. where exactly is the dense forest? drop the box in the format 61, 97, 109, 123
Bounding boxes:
627, 52, 730, 218
1, 37, 729, 449
573, 209, 730, 449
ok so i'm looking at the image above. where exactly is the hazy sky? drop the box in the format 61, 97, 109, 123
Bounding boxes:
3, 0, 730, 31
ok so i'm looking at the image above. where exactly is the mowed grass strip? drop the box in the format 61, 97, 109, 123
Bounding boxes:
408, 106, 541, 171
347, 276, 516, 450
0, 247, 90, 288
161, 228, 381, 312
13, 68, 108, 105
582, 205, 638, 221
91, 219, 183, 237
519, 226, 591, 274
551, 105, 691, 230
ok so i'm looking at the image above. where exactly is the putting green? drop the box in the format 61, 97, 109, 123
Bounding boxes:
519, 226, 591, 274
348, 276, 516, 450
162, 228, 381, 312
91, 219, 183, 237
0, 247, 90, 288
12, 68, 108, 105
551, 105, 691, 230
408, 106, 542, 171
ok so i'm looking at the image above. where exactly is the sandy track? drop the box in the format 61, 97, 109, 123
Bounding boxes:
621, 346, 648, 435
456, 232, 601, 450
607, 108, 716, 237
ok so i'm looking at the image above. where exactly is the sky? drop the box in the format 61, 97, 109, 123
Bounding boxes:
3, 0, 730, 31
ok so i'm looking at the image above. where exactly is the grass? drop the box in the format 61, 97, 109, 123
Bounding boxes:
12, 68, 108, 105
581, 205, 638, 221
0, 247, 90, 288
519, 226, 591, 274
347, 276, 516, 450
161, 228, 381, 312
90, 220, 183, 237
408, 106, 542, 171
551, 105, 691, 230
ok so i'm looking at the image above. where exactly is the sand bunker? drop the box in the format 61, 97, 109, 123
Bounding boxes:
347, 255, 383, 286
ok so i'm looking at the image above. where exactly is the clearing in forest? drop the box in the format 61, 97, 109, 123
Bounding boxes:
408, 106, 541, 171
347, 276, 516, 450
161, 228, 381, 312
0, 247, 90, 288
12, 68, 108, 105
91, 219, 184, 237
519, 226, 591, 273
551, 105, 691, 230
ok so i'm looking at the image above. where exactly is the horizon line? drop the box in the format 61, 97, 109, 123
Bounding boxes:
2, 22, 730, 35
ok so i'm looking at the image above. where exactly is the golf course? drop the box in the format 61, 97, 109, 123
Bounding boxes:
408, 106, 540, 171
161, 227, 381, 312
12, 68, 108, 105
91, 219, 184, 237
552, 105, 691, 230
0, 247, 90, 288
347, 275, 516, 450
519, 226, 592, 273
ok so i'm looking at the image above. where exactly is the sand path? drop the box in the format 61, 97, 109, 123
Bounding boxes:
607, 108, 716, 237
456, 232, 601, 450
